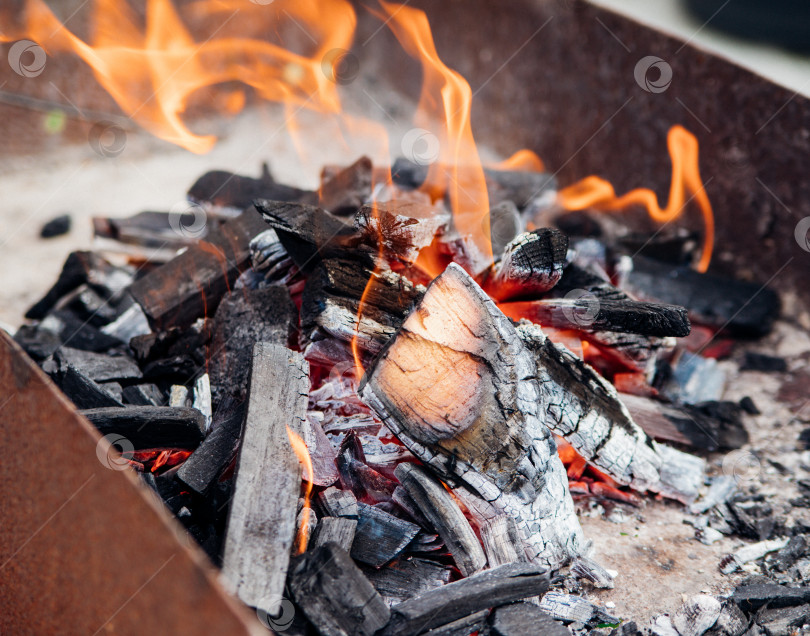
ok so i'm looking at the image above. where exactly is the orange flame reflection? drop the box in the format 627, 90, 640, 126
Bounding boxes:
557, 125, 714, 272
286, 426, 314, 554
494, 149, 545, 173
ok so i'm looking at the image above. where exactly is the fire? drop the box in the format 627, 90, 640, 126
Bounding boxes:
494, 149, 545, 173
286, 425, 313, 554
2, 0, 357, 153
557, 125, 715, 272
379, 1, 492, 269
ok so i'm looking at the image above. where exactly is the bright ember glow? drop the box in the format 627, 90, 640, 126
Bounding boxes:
557, 125, 715, 272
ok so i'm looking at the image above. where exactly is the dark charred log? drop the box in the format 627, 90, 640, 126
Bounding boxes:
319, 156, 373, 216
188, 163, 313, 210
79, 406, 205, 449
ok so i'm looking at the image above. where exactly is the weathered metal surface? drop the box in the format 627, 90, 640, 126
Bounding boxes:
0, 330, 261, 636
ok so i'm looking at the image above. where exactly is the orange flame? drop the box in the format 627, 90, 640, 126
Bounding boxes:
493, 149, 545, 173
286, 425, 313, 554
379, 1, 492, 269
3, 0, 357, 153
557, 125, 714, 272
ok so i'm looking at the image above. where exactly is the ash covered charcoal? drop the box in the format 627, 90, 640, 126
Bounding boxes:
319, 156, 373, 216
490, 602, 569, 636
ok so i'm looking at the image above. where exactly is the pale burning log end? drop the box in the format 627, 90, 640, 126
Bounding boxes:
395, 462, 487, 576
487, 228, 569, 301
221, 342, 308, 616
359, 263, 584, 568
517, 321, 704, 501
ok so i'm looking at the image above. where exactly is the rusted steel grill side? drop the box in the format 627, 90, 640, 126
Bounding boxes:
0, 330, 260, 636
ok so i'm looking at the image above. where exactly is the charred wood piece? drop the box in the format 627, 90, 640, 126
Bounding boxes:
350, 503, 420, 567
517, 321, 703, 501
488, 229, 569, 301
361, 557, 452, 606
121, 383, 164, 406
503, 298, 690, 338
56, 365, 124, 409
254, 200, 361, 271
79, 406, 205, 449
25, 251, 133, 321
188, 163, 313, 210
288, 542, 390, 636
311, 517, 357, 552
620, 393, 749, 452
319, 156, 373, 215
671, 595, 722, 636
51, 347, 141, 383
360, 264, 584, 567
394, 462, 486, 576
93, 210, 209, 250
424, 611, 490, 636
621, 256, 780, 337
380, 562, 550, 636
318, 486, 359, 519
130, 210, 268, 330
220, 343, 308, 616
490, 602, 569, 636
208, 286, 296, 401
570, 556, 615, 589
480, 514, 529, 567
539, 591, 619, 626
177, 395, 246, 495
355, 201, 450, 265
731, 582, 810, 612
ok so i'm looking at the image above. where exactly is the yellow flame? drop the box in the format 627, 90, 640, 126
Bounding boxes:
286, 425, 313, 554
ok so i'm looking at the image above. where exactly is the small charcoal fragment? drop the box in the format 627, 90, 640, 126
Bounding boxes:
40, 213, 72, 238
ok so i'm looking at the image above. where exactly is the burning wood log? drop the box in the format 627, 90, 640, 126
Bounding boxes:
289, 542, 390, 636
380, 562, 550, 636
517, 321, 703, 500
350, 503, 420, 567
394, 462, 486, 576
220, 343, 308, 616
130, 210, 268, 330
319, 156, 373, 215
502, 298, 691, 338
79, 406, 205, 449
486, 228, 569, 301
254, 199, 361, 271
479, 514, 529, 567
359, 263, 584, 567
621, 255, 780, 337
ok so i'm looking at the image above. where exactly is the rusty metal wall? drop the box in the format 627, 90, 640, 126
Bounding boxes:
0, 330, 262, 636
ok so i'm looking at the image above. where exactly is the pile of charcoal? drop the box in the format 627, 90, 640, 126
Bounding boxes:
11, 154, 787, 636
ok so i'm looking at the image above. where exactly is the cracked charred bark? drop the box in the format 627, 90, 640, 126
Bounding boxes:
359, 263, 584, 568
